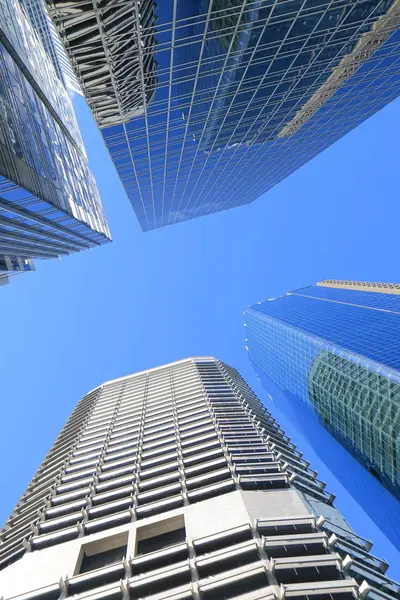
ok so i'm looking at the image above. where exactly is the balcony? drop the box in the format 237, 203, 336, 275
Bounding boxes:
321, 520, 373, 552
2, 581, 61, 600
136, 494, 183, 518
194, 524, 253, 555
199, 562, 269, 600
142, 583, 193, 600
128, 561, 191, 597
347, 560, 400, 597
187, 479, 235, 503
235, 462, 281, 475
239, 473, 288, 490
281, 578, 358, 600
272, 553, 343, 585
264, 532, 328, 559
85, 509, 132, 535
196, 539, 260, 578
257, 516, 316, 537
67, 561, 126, 595
131, 541, 189, 575
31, 524, 79, 549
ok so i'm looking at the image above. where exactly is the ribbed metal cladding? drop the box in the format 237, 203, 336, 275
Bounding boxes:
44, 0, 158, 127
0, 388, 101, 569
0, 358, 399, 600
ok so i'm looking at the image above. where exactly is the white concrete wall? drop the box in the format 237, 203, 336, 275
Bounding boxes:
0, 489, 313, 598
185, 490, 250, 540
241, 489, 311, 524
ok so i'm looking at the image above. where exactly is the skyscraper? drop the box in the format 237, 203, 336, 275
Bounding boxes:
46, 0, 400, 230
44, 0, 158, 128
18, 0, 81, 93
0, 0, 111, 285
0, 256, 34, 287
244, 280, 400, 549
0, 357, 398, 600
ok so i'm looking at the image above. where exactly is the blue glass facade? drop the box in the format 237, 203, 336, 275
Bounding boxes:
97, 0, 400, 230
176, 0, 395, 150
0, 0, 110, 281
0, 255, 33, 286
19, 0, 81, 93
245, 282, 400, 550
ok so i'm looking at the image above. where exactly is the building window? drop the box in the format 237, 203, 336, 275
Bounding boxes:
136, 516, 186, 556
80, 546, 126, 573
77, 532, 128, 574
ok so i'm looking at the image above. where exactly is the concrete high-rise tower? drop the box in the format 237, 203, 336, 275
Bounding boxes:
45, 0, 400, 229
0, 358, 398, 600
244, 280, 400, 549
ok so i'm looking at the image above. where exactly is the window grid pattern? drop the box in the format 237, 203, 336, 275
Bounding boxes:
0, 0, 110, 264
244, 284, 400, 546
49, 0, 400, 230
0, 255, 33, 283
308, 351, 400, 491
19, 0, 81, 94
293, 285, 400, 316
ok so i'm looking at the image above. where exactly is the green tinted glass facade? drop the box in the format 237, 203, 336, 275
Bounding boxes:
245, 282, 400, 549
308, 350, 400, 491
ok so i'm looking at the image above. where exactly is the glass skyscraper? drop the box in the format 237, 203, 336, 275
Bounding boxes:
46, 0, 400, 230
18, 0, 81, 93
0, 0, 110, 284
1, 357, 399, 600
0, 256, 34, 287
244, 280, 400, 550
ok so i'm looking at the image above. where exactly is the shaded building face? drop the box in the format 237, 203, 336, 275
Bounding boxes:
0, 358, 399, 600
48, 0, 400, 229
245, 281, 400, 549
0, 0, 110, 285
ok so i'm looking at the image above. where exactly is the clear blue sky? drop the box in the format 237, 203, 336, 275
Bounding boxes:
1, 93, 400, 577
